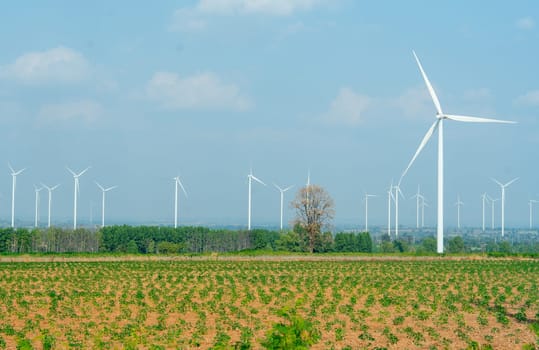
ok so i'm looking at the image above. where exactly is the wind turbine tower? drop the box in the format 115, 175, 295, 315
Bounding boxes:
274, 184, 293, 230
393, 185, 404, 238
364, 194, 377, 232
34, 185, 43, 228
9, 164, 26, 228
67, 166, 90, 230
172, 176, 187, 228
96, 182, 118, 227
481, 193, 488, 232
42, 183, 60, 228
387, 181, 394, 236
487, 196, 499, 230
247, 169, 266, 230
399, 51, 515, 253
529, 199, 538, 229
492, 178, 518, 238
411, 185, 423, 229
455, 195, 464, 230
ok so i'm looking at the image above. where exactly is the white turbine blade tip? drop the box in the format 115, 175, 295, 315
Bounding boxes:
445, 114, 517, 124
412, 51, 443, 115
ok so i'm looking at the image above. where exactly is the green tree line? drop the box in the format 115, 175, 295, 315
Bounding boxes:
2, 226, 537, 255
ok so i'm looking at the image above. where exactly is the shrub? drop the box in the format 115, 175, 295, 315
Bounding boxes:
261, 308, 320, 349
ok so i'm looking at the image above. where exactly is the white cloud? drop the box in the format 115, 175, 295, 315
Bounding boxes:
37, 100, 103, 124
196, 0, 323, 16
516, 90, 539, 106
516, 17, 535, 30
394, 85, 432, 119
146, 71, 250, 111
170, 9, 208, 32
0, 47, 90, 84
322, 88, 372, 126
170, 0, 326, 31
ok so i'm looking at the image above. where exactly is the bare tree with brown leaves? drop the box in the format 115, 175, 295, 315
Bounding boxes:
291, 184, 335, 253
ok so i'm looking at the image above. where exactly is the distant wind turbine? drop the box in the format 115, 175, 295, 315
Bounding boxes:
411, 185, 423, 228
173, 176, 187, 228
481, 193, 488, 232
387, 181, 394, 236
247, 169, 265, 230
9, 164, 26, 228
34, 185, 43, 228
421, 196, 428, 228
399, 51, 516, 253
455, 195, 464, 230
492, 178, 519, 237
67, 166, 90, 229
41, 183, 60, 228
274, 184, 293, 230
393, 185, 404, 238
487, 195, 499, 230
96, 182, 118, 227
364, 194, 377, 232
529, 199, 538, 229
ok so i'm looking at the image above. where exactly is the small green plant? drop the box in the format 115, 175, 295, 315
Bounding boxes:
261, 308, 320, 349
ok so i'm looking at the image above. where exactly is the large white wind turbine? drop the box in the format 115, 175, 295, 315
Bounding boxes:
247, 169, 266, 230
364, 194, 377, 232
529, 199, 538, 229
399, 51, 516, 253
492, 178, 518, 238
96, 182, 118, 227
67, 166, 90, 229
173, 176, 187, 229
34, 185, 43, 228
455, 195, 464, 230
9, 164, 26, 228
393, 185, 404, 238
42, 183, 60, 228
274, 184, 293, 230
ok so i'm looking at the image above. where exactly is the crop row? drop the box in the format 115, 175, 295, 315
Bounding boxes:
0, 259, 538, 349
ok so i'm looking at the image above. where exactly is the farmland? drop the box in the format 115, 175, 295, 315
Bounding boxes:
0, 257, 538, 349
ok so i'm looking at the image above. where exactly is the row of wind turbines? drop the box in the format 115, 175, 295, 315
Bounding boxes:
372, 178, 525, 238
8, 165, 117, 229
7, 163, 299, 232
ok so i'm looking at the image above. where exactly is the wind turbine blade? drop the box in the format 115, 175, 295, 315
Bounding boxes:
178, 180, 187, 197
504, 177, 519, 187
78, 167, 91, 177
283, 185, 294, 192
105, 186, 118, 192
400, 120, 440, 183
8, 163, 14, 173
51, 184, 60, 191
14, 168, 26, 176
273, 183, 283, 191
413, 50, 443, 115
491, 178, 503, 187
251, 175, 266, 186
444, 114, 516, 124
95, 181, 105, 191
66, 167, 76, 176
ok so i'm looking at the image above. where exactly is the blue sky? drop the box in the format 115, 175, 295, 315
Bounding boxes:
0, 0, 538, 229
